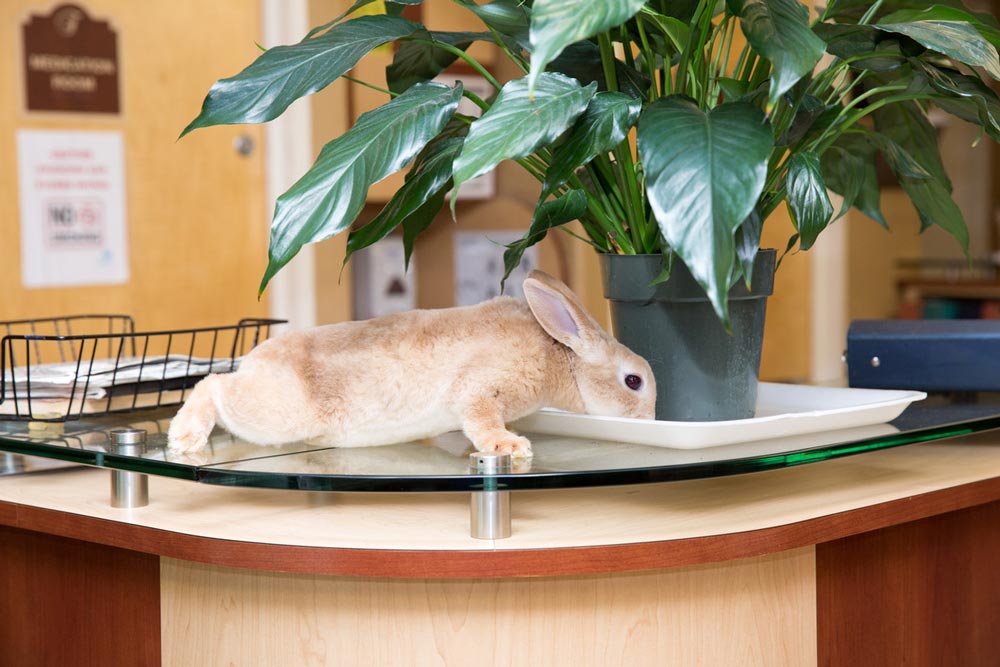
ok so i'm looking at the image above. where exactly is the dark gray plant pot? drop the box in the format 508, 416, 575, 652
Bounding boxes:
600, 250, 776, 422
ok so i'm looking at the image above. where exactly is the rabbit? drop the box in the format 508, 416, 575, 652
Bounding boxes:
166, 269, 655, 458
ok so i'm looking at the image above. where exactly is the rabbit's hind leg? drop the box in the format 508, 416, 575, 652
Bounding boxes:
167, 374, 225, 454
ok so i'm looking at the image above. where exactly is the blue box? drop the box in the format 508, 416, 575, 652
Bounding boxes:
847, 319, 1000, 391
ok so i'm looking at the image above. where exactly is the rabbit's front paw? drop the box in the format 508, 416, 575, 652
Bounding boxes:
168, 449, 210, 466
166, 416, 210, 454
478, 433, 533, 458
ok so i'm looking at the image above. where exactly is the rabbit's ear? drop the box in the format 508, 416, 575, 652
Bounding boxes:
522, 271, 604, 355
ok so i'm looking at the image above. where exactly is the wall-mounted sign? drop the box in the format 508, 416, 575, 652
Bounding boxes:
352, 237, 417, 319
455, 231, 537, 306
22, 4, 120, 114
17, 129, 129, 288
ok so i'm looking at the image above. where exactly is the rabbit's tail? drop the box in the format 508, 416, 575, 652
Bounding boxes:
166, 373, 225, 453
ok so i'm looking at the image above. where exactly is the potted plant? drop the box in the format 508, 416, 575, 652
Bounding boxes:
183, 0, 1000, 420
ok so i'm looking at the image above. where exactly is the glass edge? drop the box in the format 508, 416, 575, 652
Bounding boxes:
193, 415, 1000, 492
3, 411, 1000, 493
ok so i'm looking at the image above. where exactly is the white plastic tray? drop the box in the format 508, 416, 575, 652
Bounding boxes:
512, 383, 926, 450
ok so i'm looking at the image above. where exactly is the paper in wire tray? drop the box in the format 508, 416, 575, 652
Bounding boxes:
0, 316, 283, 420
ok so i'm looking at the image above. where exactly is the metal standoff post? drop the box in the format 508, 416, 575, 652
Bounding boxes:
109, 428, 149, 509
469, 451, 512, 540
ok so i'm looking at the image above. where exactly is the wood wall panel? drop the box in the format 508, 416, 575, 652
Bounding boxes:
0, 525, 160, 667
817, 501, 1000, 666
161, 547, 817, 667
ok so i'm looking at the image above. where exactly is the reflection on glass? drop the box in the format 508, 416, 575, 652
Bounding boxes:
0, 394, 997, 492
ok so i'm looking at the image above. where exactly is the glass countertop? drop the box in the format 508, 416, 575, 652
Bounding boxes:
1, 393, 999, 492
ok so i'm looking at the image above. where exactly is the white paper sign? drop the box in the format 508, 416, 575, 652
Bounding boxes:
351, 237, 417, 319
455, 231, 538, 306
16, 129, 129, 287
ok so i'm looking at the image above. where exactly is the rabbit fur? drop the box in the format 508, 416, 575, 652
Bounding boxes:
167, 270, 655, 458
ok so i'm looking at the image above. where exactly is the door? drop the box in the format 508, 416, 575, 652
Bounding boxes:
0, 1, 270, 331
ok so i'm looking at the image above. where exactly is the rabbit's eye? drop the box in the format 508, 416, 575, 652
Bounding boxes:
624, 374, 642, 391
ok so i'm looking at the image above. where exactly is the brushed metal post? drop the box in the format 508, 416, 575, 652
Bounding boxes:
109, 428, 149, 509
469, 452, 512, 539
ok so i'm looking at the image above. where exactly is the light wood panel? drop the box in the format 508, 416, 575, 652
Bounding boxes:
1, 1, 269, 330
160, 548, 816, 667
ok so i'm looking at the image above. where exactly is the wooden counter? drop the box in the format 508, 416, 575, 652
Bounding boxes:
4, 430, 1000, 665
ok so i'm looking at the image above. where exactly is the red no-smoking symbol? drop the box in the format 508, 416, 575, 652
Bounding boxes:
78, 202, 101, 226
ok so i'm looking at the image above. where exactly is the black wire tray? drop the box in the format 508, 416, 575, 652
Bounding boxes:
0, 315, 285, 422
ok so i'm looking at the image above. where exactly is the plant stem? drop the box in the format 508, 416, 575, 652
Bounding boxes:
559, 224, 609, 253
675, 0, 707, 95
817, 92, 931, 154
716, 14, 737, 104
487, 27, 529, 73
611, 146, 647, 251
734, 42, 753, 82
634, 15, 660, 101
575, 165, 636, 254
514, 156, 546, 183
859, 0, 885, 24
597, 32, 620, 93
406, 38, 503, 91
811, 84, 909, 151
694, 1, 715, 106
706, 15, 731, 106
343, 75, 395, 97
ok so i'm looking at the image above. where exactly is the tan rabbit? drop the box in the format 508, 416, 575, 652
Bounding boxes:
167, 270, 655, 458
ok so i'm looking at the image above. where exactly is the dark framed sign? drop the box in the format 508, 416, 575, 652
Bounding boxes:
22, 4, 120, 114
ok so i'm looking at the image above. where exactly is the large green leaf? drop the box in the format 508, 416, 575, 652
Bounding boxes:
305, 0, 424, 39
734, 210, 763, 287
543, 92, 642, 193
547, 41, 652, 99
727, 0, 826, 111
823, 0, 992, 23
820, 133, 886, 226
398, 194, 446, 270
910, 61, 1000, 141
658, 0, 702, 23
875, 18, 1000, 80
502, 190, 589, 285
880, 5, 1000, 51
637, 96, 773, 324
872, 100, 949, 187
637, 9, 692, 54
785, 153, 833, 251
386, 30, 490, 95
345, 137, 463, 262
452, 73, 597, 195
527, 0, 647, 94
777, 94, 832, 146
183, 15, 420, 136
260, 82, 462, 293
812, 24, 908, 72
457, 0, 531, 44
873, 134, 968, 250
899, 175, 969, 252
